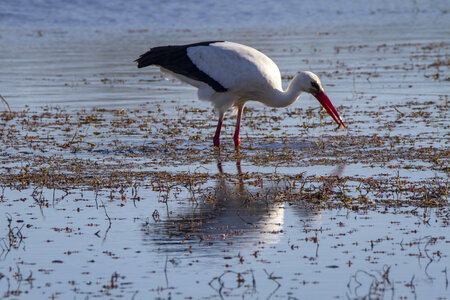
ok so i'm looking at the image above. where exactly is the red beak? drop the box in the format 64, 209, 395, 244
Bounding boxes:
314, 91, 346, 129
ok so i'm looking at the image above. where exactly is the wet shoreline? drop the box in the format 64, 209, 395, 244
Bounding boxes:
0, 24, 448, 299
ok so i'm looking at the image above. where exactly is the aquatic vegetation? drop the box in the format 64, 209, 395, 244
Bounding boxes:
0, 26, 448, 299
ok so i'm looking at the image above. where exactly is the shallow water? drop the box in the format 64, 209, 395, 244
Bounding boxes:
2, 0, 449, 30
0, 170, 448, 299
0, 19, 449, 300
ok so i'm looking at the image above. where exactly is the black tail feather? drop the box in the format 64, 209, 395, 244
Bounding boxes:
135, 41, 223, 68
134, 41, 227, 92
135, 46, 176, 68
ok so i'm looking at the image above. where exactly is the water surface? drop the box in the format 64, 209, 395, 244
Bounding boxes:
0, 6, 449, 300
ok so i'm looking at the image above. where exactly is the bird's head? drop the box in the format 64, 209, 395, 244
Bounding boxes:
299, 71, 346, 129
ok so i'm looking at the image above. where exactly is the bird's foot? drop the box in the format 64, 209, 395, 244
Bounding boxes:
213, 138, 221, 147
233, 136, 241, 147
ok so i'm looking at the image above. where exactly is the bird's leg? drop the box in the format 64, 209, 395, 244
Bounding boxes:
233, 106, 244, 147
213, 114, 224, 147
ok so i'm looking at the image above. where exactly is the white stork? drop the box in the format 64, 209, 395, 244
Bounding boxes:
135, 41, 346, 147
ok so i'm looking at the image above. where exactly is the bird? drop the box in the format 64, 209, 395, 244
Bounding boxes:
135, 41, 346, 147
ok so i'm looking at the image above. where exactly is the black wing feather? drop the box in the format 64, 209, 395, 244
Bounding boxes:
135, 41, 227, 92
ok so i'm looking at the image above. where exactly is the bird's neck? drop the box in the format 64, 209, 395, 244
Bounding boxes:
265, 74, 308, 108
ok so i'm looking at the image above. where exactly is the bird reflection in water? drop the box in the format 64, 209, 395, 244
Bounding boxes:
142, 151, 345, 253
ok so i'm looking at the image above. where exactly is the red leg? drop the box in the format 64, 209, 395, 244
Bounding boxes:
233, 106, 243, 147
213, 115, 224, 147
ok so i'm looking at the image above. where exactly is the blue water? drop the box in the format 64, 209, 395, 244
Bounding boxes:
1, 0, 449, 30
0, 1, 448, 299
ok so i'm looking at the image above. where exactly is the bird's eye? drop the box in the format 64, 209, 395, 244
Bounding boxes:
311, 81, 320, 90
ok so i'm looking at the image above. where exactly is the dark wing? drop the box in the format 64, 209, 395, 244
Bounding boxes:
135, 41, 227, 92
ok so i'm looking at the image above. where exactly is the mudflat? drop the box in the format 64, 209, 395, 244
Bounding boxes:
0, 25, 448, 299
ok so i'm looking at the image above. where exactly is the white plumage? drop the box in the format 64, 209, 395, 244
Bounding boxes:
187, 42, 282, 95
136, 41, 346, 147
